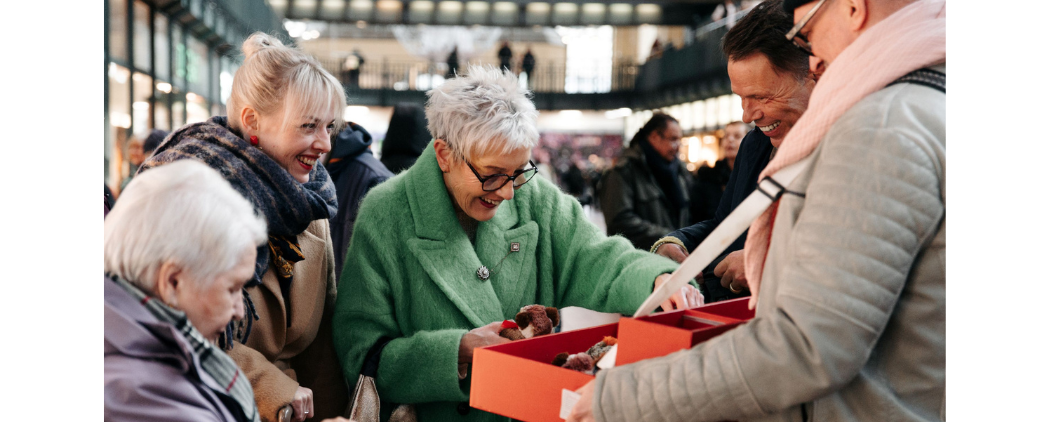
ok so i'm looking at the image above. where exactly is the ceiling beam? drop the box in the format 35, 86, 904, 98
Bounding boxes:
280, 0, 718, 27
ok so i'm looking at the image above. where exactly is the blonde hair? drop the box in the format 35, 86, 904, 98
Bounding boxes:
227, 33, 347, 131
425, 64, 538, 162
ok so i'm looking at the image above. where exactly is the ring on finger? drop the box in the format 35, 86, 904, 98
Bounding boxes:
728, 282, 743, 294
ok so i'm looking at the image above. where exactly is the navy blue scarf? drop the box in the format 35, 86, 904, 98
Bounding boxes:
640, 140, 687, 210
139, 116, 338, 348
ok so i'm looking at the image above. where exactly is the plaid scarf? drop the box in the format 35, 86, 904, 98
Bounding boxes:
109, 274, 261, 422
139, 116, 338, 348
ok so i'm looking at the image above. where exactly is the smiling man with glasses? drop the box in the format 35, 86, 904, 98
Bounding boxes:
566, 0, 945, 420
653, 0, 813, 305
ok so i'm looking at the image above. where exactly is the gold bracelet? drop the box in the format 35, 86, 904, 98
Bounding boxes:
650, 236, 688, 254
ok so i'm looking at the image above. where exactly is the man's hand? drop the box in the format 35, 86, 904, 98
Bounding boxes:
655, 242, 688, 264
713, 250, 748, 293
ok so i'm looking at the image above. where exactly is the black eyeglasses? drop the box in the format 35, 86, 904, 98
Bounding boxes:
785, 0, 828, 56
466, 160, 539, 192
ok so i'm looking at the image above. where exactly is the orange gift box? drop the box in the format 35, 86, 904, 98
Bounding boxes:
470, 322, 617, 422
618, 297, 754, 365
470, 298, 755, 421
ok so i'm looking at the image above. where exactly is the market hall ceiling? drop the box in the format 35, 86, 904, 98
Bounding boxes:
269, 0, 721, 27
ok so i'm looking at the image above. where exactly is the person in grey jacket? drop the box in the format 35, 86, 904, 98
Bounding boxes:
597, 113, 694, 250
568, 0, 945, 421
105, 161, 268, 422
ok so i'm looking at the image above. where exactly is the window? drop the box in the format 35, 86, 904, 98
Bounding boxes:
187, 36, 209, 96
186, 92, 209, 124
559, 26, 614, 94
220, 55, 235, 105
154, 14, 169, 81
133, 0, 152, 71
172, 96, 186, 128
154, 93, 171, 131
133, 72, 154, 133
108, 63, 132, 191
173, 23, 186, 89
109, 0, 128, 62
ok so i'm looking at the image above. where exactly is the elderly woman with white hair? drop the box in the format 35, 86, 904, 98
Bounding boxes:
139, 33, 350, 422
105, 161, 267, 422
332, 65, 702, 422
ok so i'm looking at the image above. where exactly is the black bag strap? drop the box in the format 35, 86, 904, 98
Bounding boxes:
888, 68, 945, 93
361, 336, 393, 378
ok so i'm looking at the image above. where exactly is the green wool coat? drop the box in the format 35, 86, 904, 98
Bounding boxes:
333, 143, 679, 422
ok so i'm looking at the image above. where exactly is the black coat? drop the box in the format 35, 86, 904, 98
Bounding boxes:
667, 128, 773, 302
326, 122, 394, 277
379, 103, 431, 174
598, 143, 694, 250
690, 159, 732, 224
498, 46, 513, 70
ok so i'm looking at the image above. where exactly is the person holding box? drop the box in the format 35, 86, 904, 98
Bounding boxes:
333, 64, 702, 422
570, 0, 945, 420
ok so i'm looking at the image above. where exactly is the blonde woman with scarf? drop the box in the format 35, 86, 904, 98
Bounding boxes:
140, 33, 351, 422
567, 0, 945, 420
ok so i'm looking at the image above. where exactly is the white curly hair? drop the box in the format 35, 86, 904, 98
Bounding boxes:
425, 64, 539, 162
105, 160, 268, 291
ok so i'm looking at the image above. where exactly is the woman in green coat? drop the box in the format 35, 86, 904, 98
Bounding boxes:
333, 65, 702, 422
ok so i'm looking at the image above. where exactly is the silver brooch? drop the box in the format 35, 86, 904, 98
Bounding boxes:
476, 265, 490, 281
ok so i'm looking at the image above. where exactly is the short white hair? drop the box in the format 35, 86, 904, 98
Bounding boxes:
425, 64, 539, 162
104, 160, 268, 292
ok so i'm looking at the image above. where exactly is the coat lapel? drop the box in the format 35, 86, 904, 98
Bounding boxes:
407, 238, 502, 327
476, 203, 539, 317
403, 144, 506, 327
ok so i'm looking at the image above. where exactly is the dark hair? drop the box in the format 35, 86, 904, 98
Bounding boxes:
142, 129, 169, 155
722, 0, 810, 81
380, 103, 432, 173
629, 112, 679, 148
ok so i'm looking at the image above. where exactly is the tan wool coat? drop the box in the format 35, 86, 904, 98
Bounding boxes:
227, 219, 349, 422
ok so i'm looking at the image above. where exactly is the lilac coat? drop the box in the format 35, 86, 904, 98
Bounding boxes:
104, 277, 249, 422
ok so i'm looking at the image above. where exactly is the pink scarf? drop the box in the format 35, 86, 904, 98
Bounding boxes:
743, 0, 946, 309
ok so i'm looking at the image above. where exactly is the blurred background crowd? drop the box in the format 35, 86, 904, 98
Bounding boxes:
104, 0, 765, 234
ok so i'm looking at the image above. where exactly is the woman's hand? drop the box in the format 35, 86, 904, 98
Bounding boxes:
655, 242, 689, 264
459, 321, 513, 364
566, 379, 597, 422
290, 386, 314, 422
713, 250, 748, 293
654, 273, 704, 311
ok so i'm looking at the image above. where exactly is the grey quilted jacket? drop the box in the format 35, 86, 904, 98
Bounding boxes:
592, 66, 946, 422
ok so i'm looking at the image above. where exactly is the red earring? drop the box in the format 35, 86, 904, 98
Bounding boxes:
249, 135, 259, 146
